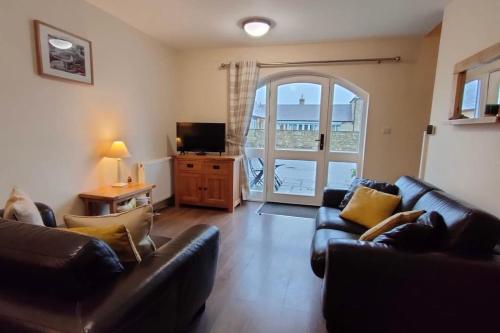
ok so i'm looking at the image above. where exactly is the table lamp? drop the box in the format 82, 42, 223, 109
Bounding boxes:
106, 140, 131, 187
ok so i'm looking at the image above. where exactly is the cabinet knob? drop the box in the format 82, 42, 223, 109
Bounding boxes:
204, 187, 208, 190
187, 163, 194, 168
212, 165, 220, 170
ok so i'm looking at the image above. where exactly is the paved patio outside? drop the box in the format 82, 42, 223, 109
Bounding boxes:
248, 159, 355, 196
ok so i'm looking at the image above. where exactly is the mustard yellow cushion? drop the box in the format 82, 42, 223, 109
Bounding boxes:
65, 224, 141, 263
340, 186, 401, 228
359, 210, 425, 241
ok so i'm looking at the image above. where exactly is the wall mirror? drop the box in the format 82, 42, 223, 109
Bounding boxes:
450, 42, 500, 124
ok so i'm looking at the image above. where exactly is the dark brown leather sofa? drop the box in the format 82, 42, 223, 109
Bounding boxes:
312, 176, 500, 333
0, 205, 219, 333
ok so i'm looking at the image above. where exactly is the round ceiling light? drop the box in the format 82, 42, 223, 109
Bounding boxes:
48, 38, 73, 50
242, 18, 272, 38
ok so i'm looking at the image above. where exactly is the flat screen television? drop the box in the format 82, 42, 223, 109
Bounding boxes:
176, 122, 226, 154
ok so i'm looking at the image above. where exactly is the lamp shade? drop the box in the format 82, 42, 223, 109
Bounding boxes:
106, 141, 131, 159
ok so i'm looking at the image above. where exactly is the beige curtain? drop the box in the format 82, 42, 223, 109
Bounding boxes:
226, 60, 259, 200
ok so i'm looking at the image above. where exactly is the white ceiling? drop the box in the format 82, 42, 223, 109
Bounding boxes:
86, 0, 449, 49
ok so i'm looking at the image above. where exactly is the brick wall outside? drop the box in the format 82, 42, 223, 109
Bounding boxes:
246, 129, 360, 152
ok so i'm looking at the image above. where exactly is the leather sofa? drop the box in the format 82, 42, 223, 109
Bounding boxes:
0, 204, 220, 333
311, 176, 500, 333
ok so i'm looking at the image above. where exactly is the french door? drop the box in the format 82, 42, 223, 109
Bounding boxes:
266, 76, 330, 205
245, 74, 367, 206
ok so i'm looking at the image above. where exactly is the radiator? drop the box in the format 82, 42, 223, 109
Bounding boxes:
137, 157, 173, 204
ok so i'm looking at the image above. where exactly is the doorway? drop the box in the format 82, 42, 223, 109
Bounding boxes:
245, 73, 368, 206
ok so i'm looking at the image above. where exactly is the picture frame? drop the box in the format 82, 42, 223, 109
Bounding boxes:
34, 20, 94, 85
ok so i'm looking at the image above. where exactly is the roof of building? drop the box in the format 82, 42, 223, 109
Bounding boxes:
253, 104, 353, 122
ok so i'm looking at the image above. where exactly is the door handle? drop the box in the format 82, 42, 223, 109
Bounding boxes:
315, 134, 325, 150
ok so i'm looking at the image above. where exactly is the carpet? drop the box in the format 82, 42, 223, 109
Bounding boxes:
257, 202, 318, 219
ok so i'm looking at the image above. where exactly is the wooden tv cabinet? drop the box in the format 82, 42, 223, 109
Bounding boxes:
173, 154, 243, 212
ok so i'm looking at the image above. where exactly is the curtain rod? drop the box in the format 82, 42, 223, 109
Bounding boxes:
218, 56, 401, 69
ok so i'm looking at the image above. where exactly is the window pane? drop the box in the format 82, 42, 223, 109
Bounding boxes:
486, 71, 500, 105
274, 159, 316, 196
461, 80, 480, 117
246, 157, 264, 192
330, 84, 363, 153
327, 162, 357, 189
276, 83, 321, 151
246, 85, 267, 193
247, 85, 266, 149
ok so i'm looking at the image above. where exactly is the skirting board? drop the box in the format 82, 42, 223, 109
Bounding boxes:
153, 196, 175, 212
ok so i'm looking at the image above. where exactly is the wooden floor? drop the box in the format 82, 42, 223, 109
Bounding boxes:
153, 202, 329, 333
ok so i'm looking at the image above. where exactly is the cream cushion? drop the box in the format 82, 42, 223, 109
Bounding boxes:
64, 205, 156, 257
359, 210, 425, 241
64, 224, 142, 263
3, 187, 44, 225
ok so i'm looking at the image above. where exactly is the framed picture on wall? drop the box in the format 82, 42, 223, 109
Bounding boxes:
34, 20, 94, 85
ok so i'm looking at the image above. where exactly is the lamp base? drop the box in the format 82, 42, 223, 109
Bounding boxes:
112, 182, 128, 188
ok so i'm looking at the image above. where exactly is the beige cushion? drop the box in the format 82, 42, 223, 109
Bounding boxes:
64, 205, 156, 257
64, 224, 142, 263
359, 210, 425, 241
3, 187, 44, 225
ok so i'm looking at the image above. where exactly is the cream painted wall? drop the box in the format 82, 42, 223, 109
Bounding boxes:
176, 36, 440, 184
0, 0, 178, 221
423, 0, 500, 216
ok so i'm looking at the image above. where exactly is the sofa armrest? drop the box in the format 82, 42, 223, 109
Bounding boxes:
322, 188, 347, 208
34, 202, 57, 227
323, 239, 500, 333
80, 224, 220, 333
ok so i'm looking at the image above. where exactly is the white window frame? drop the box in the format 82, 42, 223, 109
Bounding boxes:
245, 71, 369, 201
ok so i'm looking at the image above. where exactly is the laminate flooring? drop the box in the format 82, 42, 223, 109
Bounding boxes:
153, 202, 328, 333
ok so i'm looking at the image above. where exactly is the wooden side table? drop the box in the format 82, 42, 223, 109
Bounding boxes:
79, 183, 155, 216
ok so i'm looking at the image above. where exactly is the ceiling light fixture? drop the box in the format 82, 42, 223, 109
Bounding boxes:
242, 18, 273, 38
48, 38, 73, 50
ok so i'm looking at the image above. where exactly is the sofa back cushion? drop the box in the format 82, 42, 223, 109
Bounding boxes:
413, 191, 500, 254
395, 176, 436, 211
339, 177, 399, 209
0, 219, 124, 297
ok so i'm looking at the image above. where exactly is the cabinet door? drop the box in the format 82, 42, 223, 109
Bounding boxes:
202, 174, 229, 207
177, 173, 202, 204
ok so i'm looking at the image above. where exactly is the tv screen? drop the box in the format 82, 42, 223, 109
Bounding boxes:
176, 122, 226, 153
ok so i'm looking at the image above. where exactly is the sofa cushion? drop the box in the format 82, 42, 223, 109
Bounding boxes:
340, 187, 401, 228
64, 205, 156, 257
359, 210, 425, 241
311, 229, 359, 277
373, 211, 447, 251
3, 187, 44, 226
316, 207, 368, 234
413, 191, 500, 254
64, 224, 142, 263
395, 176, 437, 211
339, 177, 399, 209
